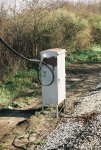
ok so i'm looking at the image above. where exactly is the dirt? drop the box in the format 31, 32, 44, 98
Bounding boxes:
0, 63, 101, 150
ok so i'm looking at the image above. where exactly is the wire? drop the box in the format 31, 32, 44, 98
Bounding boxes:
0, 37, 55, 86
0, 37, 41, 62
38, 61, 55, 86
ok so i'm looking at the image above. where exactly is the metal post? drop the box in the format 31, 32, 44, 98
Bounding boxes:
64, 99, 67, 108
42, 105, 44, 112
64, 144, 67, 150
56, 105, 59, 118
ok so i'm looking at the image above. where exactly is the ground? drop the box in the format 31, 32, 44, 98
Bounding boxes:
0, 63, 101, 150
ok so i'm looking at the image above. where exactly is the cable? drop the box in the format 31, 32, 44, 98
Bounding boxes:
0, 37, 55, 86
0, 37, 40, 62
38, 61, 55, 86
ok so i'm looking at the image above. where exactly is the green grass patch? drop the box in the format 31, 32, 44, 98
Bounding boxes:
91, 45, 101, 52
66, 46, 101, 65
0, 69, 39, 107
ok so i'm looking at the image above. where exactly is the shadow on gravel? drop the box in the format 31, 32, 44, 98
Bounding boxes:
0, 107, 42, 118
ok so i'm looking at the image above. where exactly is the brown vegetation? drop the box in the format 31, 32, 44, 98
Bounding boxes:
0, 0, 101, 79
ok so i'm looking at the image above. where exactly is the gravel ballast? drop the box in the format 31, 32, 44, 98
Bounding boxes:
37, 88, 101, 150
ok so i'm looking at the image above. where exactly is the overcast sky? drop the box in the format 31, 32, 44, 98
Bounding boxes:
0, 0, 95, 5
0, 0, 100, 11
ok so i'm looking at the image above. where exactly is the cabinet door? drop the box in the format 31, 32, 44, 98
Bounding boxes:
42, 66, 58, 106
57, 54, 66, 105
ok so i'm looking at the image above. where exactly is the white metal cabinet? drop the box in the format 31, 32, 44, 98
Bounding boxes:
40, 48, 66, 108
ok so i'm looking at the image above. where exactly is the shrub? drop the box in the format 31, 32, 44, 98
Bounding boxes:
43, 9, 92, 53
89, 15, 101, 45
75, 28, 92, 50
1, 3, 101, 79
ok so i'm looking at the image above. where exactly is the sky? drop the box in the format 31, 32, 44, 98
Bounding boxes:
1, 0, 99, 6
0, 0, 100, 11
0, 0, 94, 6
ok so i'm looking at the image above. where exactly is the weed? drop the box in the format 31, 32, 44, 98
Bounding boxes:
69, 84, 77, 91
28, 129, 36, 135
23, 99, 31, 105
35, 111, 41, 117
0, 144, 4, 150
0, 87, 11, 106
19, 136, 26, 139
14, 132, 20, 136
33, 140, 46, 146
22, 146, 28, 150
0, 69, 40, 107
7, 102, 20, 108
67, 48, 101, 64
